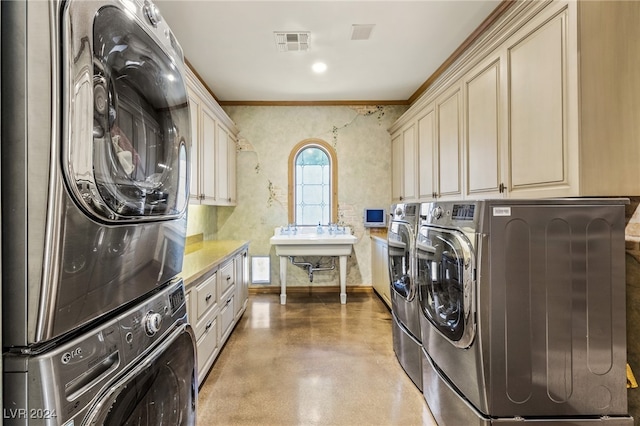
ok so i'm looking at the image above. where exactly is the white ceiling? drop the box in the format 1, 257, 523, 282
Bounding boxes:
155, 0, 503, 103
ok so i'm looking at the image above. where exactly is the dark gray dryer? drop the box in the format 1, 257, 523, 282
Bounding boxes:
417, 199, 633, 425
388, 203, 422, 390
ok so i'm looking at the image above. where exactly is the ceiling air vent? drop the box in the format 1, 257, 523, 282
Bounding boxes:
350, 24, 375, 41
274, 32, 310, 52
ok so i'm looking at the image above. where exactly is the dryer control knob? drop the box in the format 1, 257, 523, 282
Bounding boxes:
432, 206, 443, 219
144, 1, 162, 27
144, 311, 163, 336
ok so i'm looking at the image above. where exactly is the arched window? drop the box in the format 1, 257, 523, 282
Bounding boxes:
288, 139, 338, 225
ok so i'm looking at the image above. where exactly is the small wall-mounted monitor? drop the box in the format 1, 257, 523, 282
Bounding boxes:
363, 208, 387, 228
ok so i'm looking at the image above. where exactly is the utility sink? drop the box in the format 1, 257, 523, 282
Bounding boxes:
269, 226, 357, 305
269, 225, 357, 256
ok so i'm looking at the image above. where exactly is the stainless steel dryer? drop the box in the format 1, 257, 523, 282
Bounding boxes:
2, 0, 190, 349
4, 279, 197, 426
388, 203, 422, 390
417, 199, 633, 425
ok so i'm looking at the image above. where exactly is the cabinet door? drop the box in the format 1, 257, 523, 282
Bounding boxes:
371, 238, 391, 308
402, 124, 417, 201
234, 251, 247, 318
508, 9, 568, 194
187, 91, 201, 203
417, 108, 436, 200
216, 124, 229, 204
228, 134, 237, 205
436, 85, 462, 198
201, 104, 217, 204
391, 132, 404, 202
465, 57, 503, 197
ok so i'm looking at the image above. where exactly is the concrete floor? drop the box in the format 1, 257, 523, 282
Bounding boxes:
197, 290, 437, 425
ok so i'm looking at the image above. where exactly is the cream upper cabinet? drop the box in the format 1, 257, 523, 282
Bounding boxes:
216, 124, 237, 206
402, 124, 417, 201
228, 133, 237, 205
186, 66, 239, 205
505, 3, 571, 197
391, 126, 417, 202
200, 104, 218, 204
188, 88, 218, 205
391, 0, 640, 200
435, 84, 463, 199
417, 106, 436, 200
573, 0, 640, 196
391, 132, 403, 202
464, 54, 505, 198
216, 124, 230, 205
187, 90, 202, 203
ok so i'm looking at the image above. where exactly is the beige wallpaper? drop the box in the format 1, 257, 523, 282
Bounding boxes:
214, 105, 407, 288
186, 204, 218, 241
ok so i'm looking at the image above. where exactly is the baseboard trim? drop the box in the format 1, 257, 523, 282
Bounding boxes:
249, 285, 373, 295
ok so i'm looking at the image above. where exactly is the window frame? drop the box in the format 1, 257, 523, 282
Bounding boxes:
288, 139, 338, 225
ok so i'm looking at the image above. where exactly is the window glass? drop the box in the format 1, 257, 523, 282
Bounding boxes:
288, 140, 337, 225
294, 146, 331, 225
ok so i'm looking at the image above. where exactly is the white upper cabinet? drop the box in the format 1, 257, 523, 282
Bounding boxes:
417, 106, 436, 200
505, 3, 571, 198
391, 125, 417, 202
216, 123, 238, 206
188, 90, 203, 203
390, 0, 640, 200
464, 54, 505, 198
435, 84, 463, 199
186, 66, 238, 206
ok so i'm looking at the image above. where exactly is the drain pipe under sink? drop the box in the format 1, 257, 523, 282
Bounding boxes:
288, 256, 336, 282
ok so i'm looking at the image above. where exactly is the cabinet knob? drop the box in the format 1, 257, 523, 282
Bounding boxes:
205, 294, 212, 302
205, 321, 213, 331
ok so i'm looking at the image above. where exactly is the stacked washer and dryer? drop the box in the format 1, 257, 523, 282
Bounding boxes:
2, 1, 197, 424
390, 199, 634, 425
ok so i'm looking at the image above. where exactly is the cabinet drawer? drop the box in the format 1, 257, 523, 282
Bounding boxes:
195, 273, 217, 320
196, 309, 219, 376
219, 260, 235, 296
220, 294, 235, 341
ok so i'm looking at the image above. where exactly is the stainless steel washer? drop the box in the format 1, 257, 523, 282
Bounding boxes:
388, 203, 422, 390
3, 280, 197, 426
417, 199, 633, 425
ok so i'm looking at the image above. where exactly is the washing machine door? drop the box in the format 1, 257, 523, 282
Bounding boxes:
416, 226, 475, 348
64, 1, 190, 222
84, 324, 197, 426
388, 221, 415, 301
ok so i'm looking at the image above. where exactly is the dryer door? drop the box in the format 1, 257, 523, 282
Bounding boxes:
416, 226, 475, 348
64, 2, 190, 222
85, 324, 197, 426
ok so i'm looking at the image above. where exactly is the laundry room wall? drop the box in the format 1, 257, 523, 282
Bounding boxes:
186, 204, 218, 241
215, 104, 407, 289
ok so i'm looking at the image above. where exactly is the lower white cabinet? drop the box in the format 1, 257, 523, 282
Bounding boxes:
371, 236, 390, 308
185, 247, 248, 385
234, 250, 248, 320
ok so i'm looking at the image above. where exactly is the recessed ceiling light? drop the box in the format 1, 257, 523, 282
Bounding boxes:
312, 62, 327, 73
